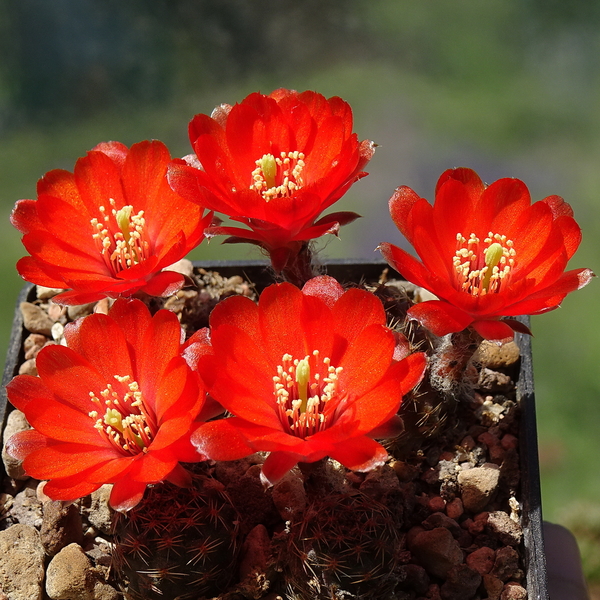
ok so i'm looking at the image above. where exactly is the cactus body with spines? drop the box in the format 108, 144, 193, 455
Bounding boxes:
278, 490, 404, 600
112, 470, 240, 600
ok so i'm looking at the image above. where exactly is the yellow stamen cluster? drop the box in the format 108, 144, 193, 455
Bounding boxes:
90, 198, 150, 273
453, 232, 516, 296
273, 350, 342, 438
89, 374, 156, 455
250, 151, 305, 201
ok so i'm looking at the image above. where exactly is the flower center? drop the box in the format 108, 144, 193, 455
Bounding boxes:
273, 350, 342, 438
90, 198, 150, 274
250, 151, 305, 201
453, 232, 516, 296
89, 375, 157, 455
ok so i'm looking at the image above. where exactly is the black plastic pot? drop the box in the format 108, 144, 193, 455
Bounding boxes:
0, 260, 549, 599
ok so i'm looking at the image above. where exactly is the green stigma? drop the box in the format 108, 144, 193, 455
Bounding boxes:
296, 357, 311, 413
258, 154, 277, 190
104, 408, 124, 432
115, 205, 133, 242
482, 242, 504, 290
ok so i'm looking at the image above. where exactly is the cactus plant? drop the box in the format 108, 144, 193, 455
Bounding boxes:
112, 468, 241, 600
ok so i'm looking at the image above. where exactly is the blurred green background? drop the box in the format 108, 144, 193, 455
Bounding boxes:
1, 0, 598, 585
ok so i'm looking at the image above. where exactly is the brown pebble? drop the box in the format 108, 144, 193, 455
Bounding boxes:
41, 501, 84, 556
239, 524, 271, 580
501, 434, 519, 451
428, 495, 446, 513
440, 564, 481, 600
446, 498, 463, 520
67, 303, 96, 321
36, 286, 62, 300
468, 518, 487, 535
2, 410, 31, 480
423, 512, 462, 538
473, 340, 520, 368
45, 543, 96, 600
421, 467, 440, 485
489, 444, 506, 465
466, 546, 495, 575
20, 302, 54, 335
478, 368, 513, 391
46, 303, 66, 323
0, 524, 45, 600
408, 527, 464, 579
426, 583, 442, 600
461, 435, 476, 451
18, 359, 38, 376
458, 464, 500, 512
406, 525, 425, 547
491, 545, 522, 581
397, 563, 430, 596
483, 574, 504, 600
478, 432, 499, 448
500, 581, 527, 600
457, 529, 473, 548
391, 460, 419, 482
24, 333, 48, 360
487, 511, 523, 547
94, 298, 112, 315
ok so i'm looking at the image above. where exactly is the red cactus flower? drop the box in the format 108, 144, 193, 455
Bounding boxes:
379, 168, 594, 341
168, 89, 375, 271
6, 299, 208, 511
187, 276, 427, 486
11, 140, 213, 305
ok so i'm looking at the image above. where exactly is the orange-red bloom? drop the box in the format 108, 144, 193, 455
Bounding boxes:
11, 140, 213, 305
6, 299, 207, 511
187, 276, 427, 486
379, 168, 594, 341
168, 89, 375, 271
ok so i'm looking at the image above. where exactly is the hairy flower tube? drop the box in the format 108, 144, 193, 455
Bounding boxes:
379, 168, 594, 341
168, 89, 375, 272
11, 140, 213, 305
6, 299, 208, 511
186, 276, 427, 486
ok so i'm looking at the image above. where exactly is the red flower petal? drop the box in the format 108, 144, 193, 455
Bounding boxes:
35, 346, 110, 413
5, 430, 49, 461
192, 418, 255, 461
258, 283, 307, 362
302, 275, 345, 308
378, 243, 433, 290
170, 89, 374, 269
338, 324, 395, 397
349, 352, 427, 433
502, 268, 595, 316
328, 436, 388, 472
109, 478, 148, 512
331, 287, 388, 354
260, 451, 305, 487
408, 300, 474, 336
388, 186, 422, 239
194, 281, 426, 484
12, 141, 210, 302
43, 473, 104, 502
23, 443, 117, 480
7, 300, 207, 509
470, 319, 516, 342
382, 168, 592, 335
